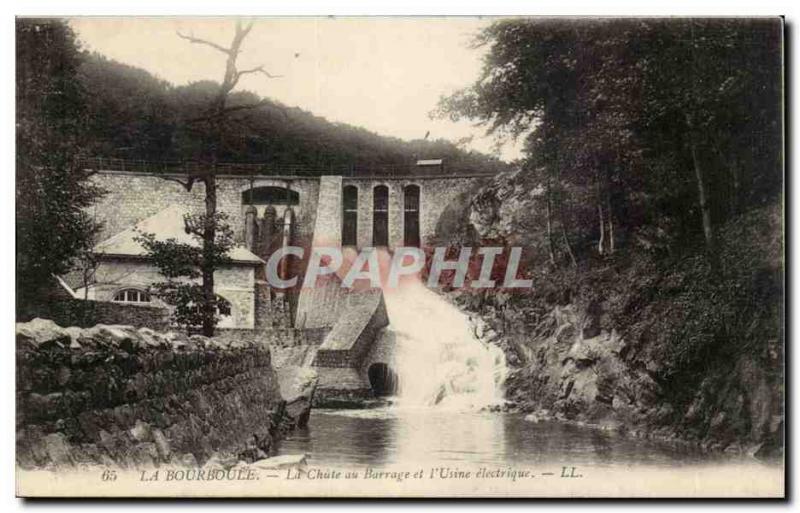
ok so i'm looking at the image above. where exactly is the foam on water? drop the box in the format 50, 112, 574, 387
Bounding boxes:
380, 277, 507, 411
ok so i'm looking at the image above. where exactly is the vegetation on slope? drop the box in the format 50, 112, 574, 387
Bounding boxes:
76, 53, 507, 173
433, 18, 783, 453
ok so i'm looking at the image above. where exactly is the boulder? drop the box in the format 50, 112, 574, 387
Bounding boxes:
65, 327, 84, 349
277, 366, 317, 428
152, 428, 172, 462
42, 433, 74, 467
251, 454, 307, 470
16, 318, 70, 350
203, 452, 239, 470
130, 420, 153, 443
189, 335, 210, 349
78, 324, 141, 352
176, 453, 198, 467
137, 327, 169, 349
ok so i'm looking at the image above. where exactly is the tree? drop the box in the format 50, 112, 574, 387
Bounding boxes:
135, 214, 234, 332
16, 19, 103, 311
436, 18, 782, 261
148, 20, 281, 336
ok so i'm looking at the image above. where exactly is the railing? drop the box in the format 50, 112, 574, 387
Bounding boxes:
77, 157, 502, 178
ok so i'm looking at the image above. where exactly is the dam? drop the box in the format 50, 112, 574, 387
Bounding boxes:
79, 158, 498, 402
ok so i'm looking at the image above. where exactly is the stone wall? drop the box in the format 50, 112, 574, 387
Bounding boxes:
89, 171, 320, 247
90, 170, 489, 251
254, 283, 293, 329
18, 299, 170, 331
308, 175, 343, 247
342, 175, 488, 248
15, 319, 306, 470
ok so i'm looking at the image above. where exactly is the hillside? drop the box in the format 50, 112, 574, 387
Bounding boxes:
76, 53, 508, 174
437, 169, 783, 457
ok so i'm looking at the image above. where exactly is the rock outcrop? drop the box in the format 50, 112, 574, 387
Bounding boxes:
443, 169, 783, 457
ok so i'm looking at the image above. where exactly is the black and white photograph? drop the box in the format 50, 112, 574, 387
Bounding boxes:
13, 14, 785, 498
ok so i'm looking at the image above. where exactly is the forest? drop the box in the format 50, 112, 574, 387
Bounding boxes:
434, 18, 784, 452
77, 49, 507, 174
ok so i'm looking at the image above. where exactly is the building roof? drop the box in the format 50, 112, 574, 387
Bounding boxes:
416, 159, 443, 166
58, 269, 93, 292
93, 205, 264, 265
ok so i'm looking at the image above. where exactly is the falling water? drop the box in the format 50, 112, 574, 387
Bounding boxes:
380, 278, 507, 411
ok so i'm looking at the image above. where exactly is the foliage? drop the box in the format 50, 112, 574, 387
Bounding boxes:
76, 53, 508, 173
438, 19, 783, 440
437, 18, 782, 256
135, 213, 234, 332
16, 19, 104, 310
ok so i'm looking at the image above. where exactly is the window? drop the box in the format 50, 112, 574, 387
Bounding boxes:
342, 185, 359, 247
403, 184, 421, 247
113, 288, 150, 303
242, 186, 299, 206
373, 185, 389, 247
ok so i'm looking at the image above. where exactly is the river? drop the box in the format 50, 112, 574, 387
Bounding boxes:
275, 271, 777, 494
275, 407, 730, 468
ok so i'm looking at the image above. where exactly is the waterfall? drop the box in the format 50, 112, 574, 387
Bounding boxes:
380, 278, 507, 411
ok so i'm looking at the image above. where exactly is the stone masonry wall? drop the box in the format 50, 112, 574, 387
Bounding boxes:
18, 298, 170, 331
15, 319, 299, 470
89, 171, 320, 247
342, 176, 488, 249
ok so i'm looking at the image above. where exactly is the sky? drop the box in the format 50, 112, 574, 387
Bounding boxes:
68, 17, 526, 162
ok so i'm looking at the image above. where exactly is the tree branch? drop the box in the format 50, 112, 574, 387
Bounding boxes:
160, 175, 198, 192
237, 65, 283, 80
176, 31, 233, 56
185, 99, 282, 124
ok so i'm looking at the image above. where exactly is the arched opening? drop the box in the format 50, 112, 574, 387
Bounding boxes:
372, 185, 389, 247
242, 186, 299, 206
342, 185, 358, 247
403, 184, 421, 247
368, 363, 398, 397
113, 288, 151, 303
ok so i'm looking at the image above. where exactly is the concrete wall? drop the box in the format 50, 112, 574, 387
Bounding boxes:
312, 290, 388, 367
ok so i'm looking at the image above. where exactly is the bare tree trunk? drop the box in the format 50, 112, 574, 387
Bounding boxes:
606, 189, 615, 254
730, 154, 740, 216
594, 166, 606, 255
597, 203, 606, 255
556, 191, 577, 268
554, 166, 577, 268
545, 172, 556, 265
559, 212, 577, 268
690, 138, 714, 247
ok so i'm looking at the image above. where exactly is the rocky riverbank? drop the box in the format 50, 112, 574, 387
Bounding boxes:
438, 170, 784, 459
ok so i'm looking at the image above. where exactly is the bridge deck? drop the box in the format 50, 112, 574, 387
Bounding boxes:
79, 157, 502, 180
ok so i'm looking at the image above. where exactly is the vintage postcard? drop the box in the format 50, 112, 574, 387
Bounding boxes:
15, 16, 784, 498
